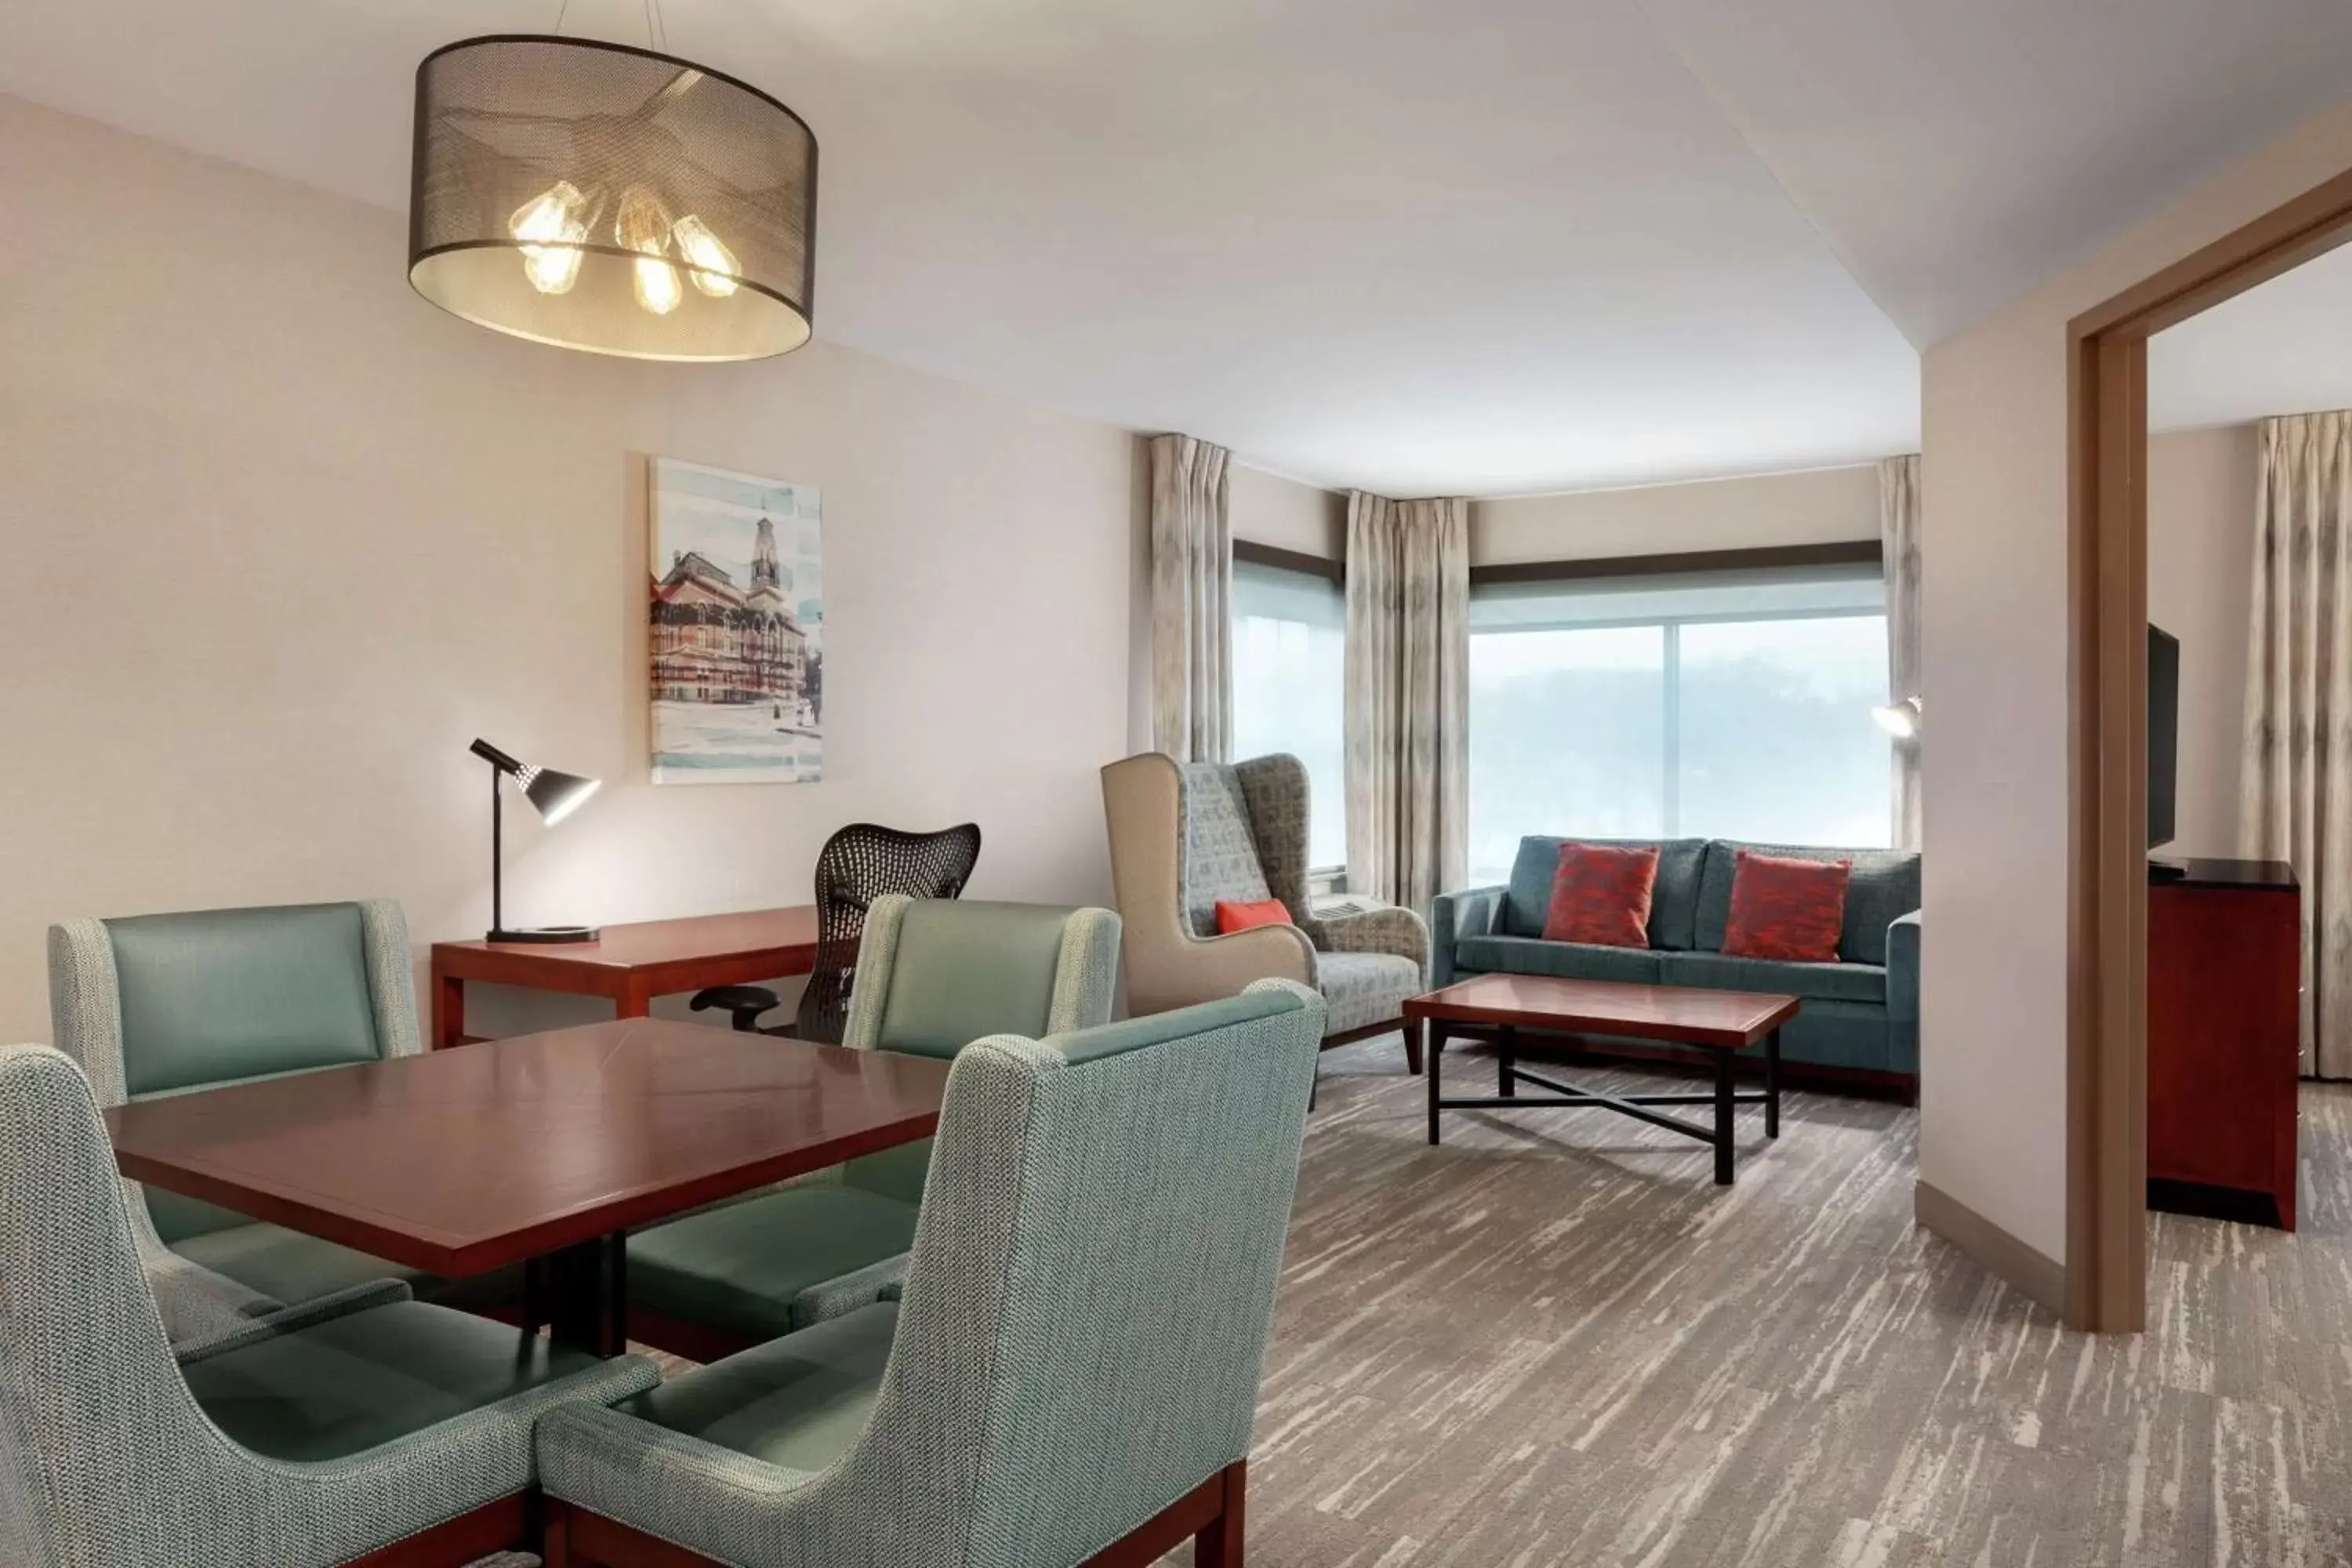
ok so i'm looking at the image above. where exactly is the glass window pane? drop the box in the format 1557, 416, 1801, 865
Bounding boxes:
1675, 615, 1892, 848
1468, 626, 1667, 884
1232, 564, 1347, 869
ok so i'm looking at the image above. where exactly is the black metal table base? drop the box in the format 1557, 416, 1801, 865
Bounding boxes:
523, 1232, 628, 1356
1425, 1022, 1780, 1185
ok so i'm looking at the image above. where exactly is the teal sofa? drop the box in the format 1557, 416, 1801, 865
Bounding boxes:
1432, 837, 1921, 1087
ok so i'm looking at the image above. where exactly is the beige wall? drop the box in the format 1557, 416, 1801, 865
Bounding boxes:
1472, 463, 1882, 565
1920, 100, 2352, 1266
0, 95, 1139, 1045
1230, 463, 1345, 559
2147, 425, 2260, 861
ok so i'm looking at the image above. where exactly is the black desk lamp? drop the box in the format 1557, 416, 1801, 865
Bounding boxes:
470, 738, 601, 943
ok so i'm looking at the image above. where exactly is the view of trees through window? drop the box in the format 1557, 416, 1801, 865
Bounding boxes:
1232, 555, 1893, 887
1468, 610, 1892, 883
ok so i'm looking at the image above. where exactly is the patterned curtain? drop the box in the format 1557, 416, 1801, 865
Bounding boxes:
1880, 454, 1923, 849
1344, 492, 1469, 912
2240, 412, 2352, 1077
1149, 434, 1232, 763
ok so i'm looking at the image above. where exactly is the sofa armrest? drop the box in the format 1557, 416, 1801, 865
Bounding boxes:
1312, 905, 1428, 978
1125, 920, 1316, 1017
1428, 885, 1506, 989
1886, 909, 1921, 1075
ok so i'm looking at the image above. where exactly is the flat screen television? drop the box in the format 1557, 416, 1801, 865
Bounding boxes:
2149, 623, 2179, 851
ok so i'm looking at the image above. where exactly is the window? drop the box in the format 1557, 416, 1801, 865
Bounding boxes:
1468, 563, 1892, 883
1231, 554, 1348, 870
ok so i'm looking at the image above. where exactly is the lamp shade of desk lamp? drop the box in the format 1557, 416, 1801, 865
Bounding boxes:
470, 738, 601, 942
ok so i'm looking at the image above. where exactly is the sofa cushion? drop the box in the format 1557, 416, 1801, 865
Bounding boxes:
1694, 840, 1920, 965
619, 1302, 898, 1472
1504, 837, 1706, 949
1722, 850, 1850, 962
182, 1300, 601, 1463
1453, 935, 1663, 985
107, 904, 384, 1097
629, 1185, 924, 1343
1661, 951, 1886, 1006
1215, 897, 1292, 934
1541, 843, 1658, 949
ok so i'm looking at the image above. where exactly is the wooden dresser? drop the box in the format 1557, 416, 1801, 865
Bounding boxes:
2147, 858, 2301, 1229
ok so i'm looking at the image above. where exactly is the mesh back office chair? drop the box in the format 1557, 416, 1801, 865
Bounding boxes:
691, 822, 983, 1044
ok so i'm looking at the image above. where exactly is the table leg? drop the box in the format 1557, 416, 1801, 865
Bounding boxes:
1765, 1028, 1781, 1140
539, 1234, 628, 1357
615, 980, 652, 1022
1499, 1024, 1516, 1098
433, 967, 466, 1052
1427, 1022, 1447, 1145
1714, 1050, 1736, 1186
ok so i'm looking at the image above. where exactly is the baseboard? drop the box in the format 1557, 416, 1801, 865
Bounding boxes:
1914, 1178, 2067, 1316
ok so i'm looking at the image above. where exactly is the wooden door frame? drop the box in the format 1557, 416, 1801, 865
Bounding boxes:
2066, 165, 2352, 1331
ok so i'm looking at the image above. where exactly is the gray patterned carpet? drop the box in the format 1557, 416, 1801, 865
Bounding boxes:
475, 1035, 2352, 1566
1243, 1035, 2352, 1567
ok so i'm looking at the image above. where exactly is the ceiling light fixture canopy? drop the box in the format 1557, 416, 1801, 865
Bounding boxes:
408, 34, 816, 362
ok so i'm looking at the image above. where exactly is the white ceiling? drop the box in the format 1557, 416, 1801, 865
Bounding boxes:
2, 0, 2350, 494
1642, 0, 2352, 349
2151, 240, 2352, 433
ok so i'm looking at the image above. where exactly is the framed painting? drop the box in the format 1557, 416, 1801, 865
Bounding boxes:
648, 458, 824, 785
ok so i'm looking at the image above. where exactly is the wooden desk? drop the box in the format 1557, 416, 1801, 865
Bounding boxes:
429, 906, 826, 1051
106, 1018, 950, 1355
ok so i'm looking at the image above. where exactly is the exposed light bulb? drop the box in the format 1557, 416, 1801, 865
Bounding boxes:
673, 214, 739, 297
615, 184, 682, 316
509, 180, 589, 295
634, 255, 684, 314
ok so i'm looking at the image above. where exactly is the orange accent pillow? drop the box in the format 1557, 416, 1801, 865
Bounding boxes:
1722, 850, 1850, 962
1541, 842, 1659, 949
1215, 898, 1293, 934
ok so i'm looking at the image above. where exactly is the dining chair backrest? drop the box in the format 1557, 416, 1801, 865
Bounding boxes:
837, 895, 1120, 1202
48, 900, 419, 1244
833, 979, 1324, 1567
0, 1043, 249, 1563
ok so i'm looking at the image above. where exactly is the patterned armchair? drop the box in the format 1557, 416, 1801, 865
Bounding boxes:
539, 980, 1327, 1568
1101, 750, 1428, 1072
47, 899, 510, 1333
0, 1042, 657, 1568
627, 897, 1122, 1358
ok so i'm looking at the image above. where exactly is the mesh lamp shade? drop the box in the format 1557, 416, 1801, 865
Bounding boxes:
409, 36, 816, 362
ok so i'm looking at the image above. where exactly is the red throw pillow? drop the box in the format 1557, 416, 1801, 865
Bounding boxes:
1722, 850, 1850, 962
1215, 897, 1293, 934
1541, 842, 1659, 949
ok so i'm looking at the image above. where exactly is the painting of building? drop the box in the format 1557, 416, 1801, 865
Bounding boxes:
649, 458, 823, 785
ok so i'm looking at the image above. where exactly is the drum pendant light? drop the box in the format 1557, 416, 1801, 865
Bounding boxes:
408, 34, 817, 362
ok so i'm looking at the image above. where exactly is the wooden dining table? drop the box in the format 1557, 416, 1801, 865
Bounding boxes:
105, 1018, 952, 1356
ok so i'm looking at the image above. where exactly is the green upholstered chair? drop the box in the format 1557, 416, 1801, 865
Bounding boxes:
0, 1041, 659, 1568
46, 899, 503, 1330
540, 978, 1327, 1568
626, 896, 1121, 1354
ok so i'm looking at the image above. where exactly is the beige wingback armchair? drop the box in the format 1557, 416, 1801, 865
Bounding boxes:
1101, 750, 1428, 1072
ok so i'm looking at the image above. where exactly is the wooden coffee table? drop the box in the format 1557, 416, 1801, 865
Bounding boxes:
1406, 974, 1801, 1184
